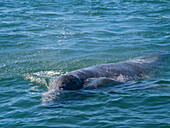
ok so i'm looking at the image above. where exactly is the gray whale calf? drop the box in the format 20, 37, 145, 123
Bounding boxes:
52, 54, 162, 91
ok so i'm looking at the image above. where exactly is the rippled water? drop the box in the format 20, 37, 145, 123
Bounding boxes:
0, 0, 170, 127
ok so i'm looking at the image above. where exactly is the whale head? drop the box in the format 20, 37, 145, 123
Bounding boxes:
56, 75, 82, 90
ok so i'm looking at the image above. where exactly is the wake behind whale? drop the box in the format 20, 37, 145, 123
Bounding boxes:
42, 53, 167, 106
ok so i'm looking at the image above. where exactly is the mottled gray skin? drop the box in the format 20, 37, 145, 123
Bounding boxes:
54, 54, 160, 90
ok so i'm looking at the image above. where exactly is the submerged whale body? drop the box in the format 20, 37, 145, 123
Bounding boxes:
52, 54, 162, 91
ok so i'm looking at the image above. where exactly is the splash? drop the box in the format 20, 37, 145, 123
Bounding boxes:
24, 70, 64, 90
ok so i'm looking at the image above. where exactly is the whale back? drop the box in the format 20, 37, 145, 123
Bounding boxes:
126, 54, 163, 73
67, 54, 163, 83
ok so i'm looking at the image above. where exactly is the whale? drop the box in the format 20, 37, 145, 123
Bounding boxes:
50, 54, 163, 91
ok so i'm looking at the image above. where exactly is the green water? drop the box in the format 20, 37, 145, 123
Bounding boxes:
0, 0, 170, 127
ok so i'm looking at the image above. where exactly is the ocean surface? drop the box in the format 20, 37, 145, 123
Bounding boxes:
0, 0, 170, 127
